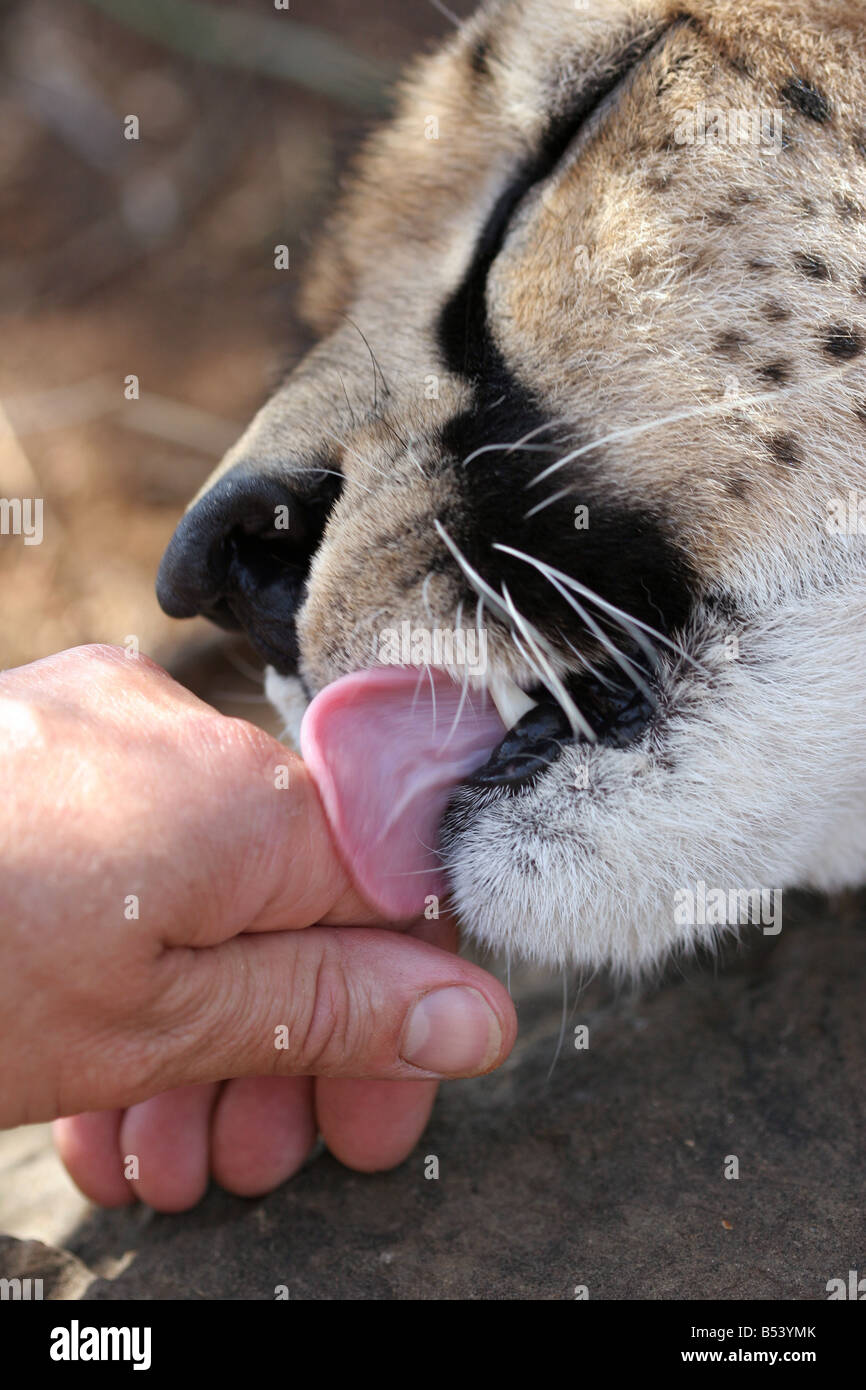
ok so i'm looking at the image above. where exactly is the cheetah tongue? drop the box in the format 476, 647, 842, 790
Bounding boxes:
300, 668, 505, 919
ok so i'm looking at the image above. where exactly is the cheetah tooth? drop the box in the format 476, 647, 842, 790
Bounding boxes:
488, 675, 538, 731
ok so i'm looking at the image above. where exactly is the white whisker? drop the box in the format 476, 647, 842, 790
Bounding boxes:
508, 624, 555, 707
524, 485, 576, 520
434, 520, 561, 664
493, 542, 703, 672
410, 663, 428, 716
507, 552, 656, 702
442, 599, 471, 749
461, 417, 574, 469
525, 365, 863, 492
426, 0, 461, 26
436, 521, 597, 719
435, 520, 517, 629
421, 572, 435, 621
496, 542, 659, 692
546, 971, 569, 1083
501, 582, 596, 740
426, 662, 438, 736
558, 631, 620, 688
221, 647, 266, 685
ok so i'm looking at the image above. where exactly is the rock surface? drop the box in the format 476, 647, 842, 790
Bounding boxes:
2, 892, 863, 1300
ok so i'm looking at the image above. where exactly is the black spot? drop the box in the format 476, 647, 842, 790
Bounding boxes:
758, 361, 792, 386
469, 37, 490, 80
854, 128, 866, 160
725, 477, 751, 500
823, 326, 865, 360
706, 590, 742, 624
855, 400, 866, 426
729, 187, 759, 207
779, 77, 831, 124
655, 49, 696, 97
762, 299, 791, 323
708, 207, 735, 227
835, 192, 864, 222
715, 330, 748, 357
859, 273, 866, 298
794, 251, 831, 281
646, 170, 673, 192
800, 197, 817, 217
766, 432, 802, 469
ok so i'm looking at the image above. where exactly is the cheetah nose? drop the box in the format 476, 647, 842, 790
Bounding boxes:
156, 467, 317, 672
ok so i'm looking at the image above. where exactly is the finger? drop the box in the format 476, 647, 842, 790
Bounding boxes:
232, 733, 403, 932
155, 736, 383, 948
312, 913, 457, 1171
119, 1083, 220, 1212
52, 1111, 135, 1208
139, 928, 517, 1094
313, 911, 459, 1171
30, 648, 385, 942
315, 1077, 438, 1173
210, 1076, 316, 1196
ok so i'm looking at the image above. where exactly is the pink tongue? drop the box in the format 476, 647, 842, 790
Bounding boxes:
300, 668, 505, 918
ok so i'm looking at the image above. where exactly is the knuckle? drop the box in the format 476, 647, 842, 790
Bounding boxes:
67, 642, 128, 669
63, 643, 170, 687
290, 944, 366, 1073
144, 948, 241, 1080
222, 715, 283, 770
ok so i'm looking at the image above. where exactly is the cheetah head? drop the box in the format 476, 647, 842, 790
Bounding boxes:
157, 0, 866, 971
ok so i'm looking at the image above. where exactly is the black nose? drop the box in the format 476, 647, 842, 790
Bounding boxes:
156, 466, 340, 672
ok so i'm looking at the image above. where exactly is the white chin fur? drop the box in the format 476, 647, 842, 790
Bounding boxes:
264, 668, 310, 751
445, 582, 866, 974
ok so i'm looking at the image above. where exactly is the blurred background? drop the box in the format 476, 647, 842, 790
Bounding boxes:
0, 0, 472, 708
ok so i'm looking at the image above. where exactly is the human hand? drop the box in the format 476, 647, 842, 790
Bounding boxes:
0, 645, 516, 1208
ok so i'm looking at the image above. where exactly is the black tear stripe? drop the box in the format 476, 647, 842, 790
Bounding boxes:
437, 20, 688, 380
435, 21, 699, 656
439, 387, 698, 656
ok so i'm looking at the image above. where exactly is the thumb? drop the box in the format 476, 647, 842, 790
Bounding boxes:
117, 927, 518, 1103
